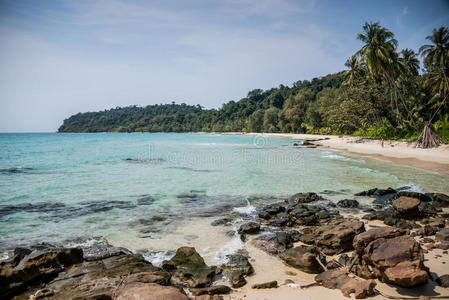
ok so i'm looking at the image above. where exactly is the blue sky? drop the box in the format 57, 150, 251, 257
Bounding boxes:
0, 0, 448, 132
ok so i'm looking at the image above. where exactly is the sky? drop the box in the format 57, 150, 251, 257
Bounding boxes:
0, 0, 448, 132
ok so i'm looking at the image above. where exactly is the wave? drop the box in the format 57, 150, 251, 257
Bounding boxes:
141, 250, 174, 267
211, 226, 244, 265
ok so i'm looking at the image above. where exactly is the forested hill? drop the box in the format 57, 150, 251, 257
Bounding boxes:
58, 72, 345, 133
59, 23, 449, 141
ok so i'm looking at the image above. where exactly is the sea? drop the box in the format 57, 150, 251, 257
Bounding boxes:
1, 132, 448, 265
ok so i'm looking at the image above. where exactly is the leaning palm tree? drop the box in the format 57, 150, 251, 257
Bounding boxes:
357, 22, 416, 129
416, 27, 449, 148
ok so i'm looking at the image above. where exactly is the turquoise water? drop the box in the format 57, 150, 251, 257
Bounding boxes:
1, 133, 449, 259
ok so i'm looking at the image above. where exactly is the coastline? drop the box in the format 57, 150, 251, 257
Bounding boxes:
237, 132, 449, 177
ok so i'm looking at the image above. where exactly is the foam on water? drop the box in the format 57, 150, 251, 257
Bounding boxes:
233, 198, 256, 215
142, 251, 174, 267
211, 226, 244, 265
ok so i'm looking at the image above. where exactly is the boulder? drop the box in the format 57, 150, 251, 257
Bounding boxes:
437, 274, 449, 288
221, 254, 253, 288
280, 246, 324, 274
315, 269, 376, 299
299, 218, 365, 254
337, 199, 359, 208
392, 196, 420, 217
436, 228, 449, 242
288, 192, 323, 204
363, 235, 427, 287
162, 247, 215, 288
353, 227, 407, 254
237, 222, 260, 235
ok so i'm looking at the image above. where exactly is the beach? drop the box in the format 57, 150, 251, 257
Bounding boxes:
241, 133, 449, 177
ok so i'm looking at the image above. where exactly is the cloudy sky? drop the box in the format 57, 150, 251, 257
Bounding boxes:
0, 0, 448, 132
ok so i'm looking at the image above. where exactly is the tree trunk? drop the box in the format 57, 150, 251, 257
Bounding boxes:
415, 122, 444, 148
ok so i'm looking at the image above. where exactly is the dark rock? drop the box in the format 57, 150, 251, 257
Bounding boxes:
162, 247, 215, 288
355, 187, 396, 197
238, 222, 260, 235
299, 218, 365, 255
436, 241, 449, 250
392, 196, 420, 217
276, 231, 293, 249
437, 274, 449, 288
221, 254, 254, 288
12, 247, 32, 266
337, 199, 359, 208
436, 228, 449, 242
251, 280, 278, 289
288, 192, 323, 204
191, 285, 231, 296
431, 193, 449, 207
396, 191, 432, 202
280, 246, 324, 274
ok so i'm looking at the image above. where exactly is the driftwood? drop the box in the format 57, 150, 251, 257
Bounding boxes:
416, 122, 444, 148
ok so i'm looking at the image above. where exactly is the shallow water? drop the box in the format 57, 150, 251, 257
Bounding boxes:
1, 133, 448, 263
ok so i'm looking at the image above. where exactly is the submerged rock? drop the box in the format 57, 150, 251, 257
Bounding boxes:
299, 218, 365, 255
162, 247, 215, 288
279, 246, 324, 274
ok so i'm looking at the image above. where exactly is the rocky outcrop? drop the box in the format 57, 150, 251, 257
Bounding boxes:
299, 218, 365, 254
279, 246, 324, 273
315, 269, 376, 299
162, 247, 215, 288
392, 196, 420, 217
363, 235, 428, 287
288, 192, 324, 204
0, 247, 83, 299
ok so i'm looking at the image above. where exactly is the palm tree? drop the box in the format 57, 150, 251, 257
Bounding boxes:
416, 27, 449, 148
344, 55, 364, 87
399, 48, 420, 77
357, 22, 416, 128
419, 27, 449, 104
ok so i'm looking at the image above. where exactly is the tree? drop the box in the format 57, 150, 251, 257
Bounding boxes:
357, 22, 416, 129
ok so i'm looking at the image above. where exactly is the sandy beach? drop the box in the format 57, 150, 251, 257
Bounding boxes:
238, 133, 449, 177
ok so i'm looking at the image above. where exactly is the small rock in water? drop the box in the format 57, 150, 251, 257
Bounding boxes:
238, 222, 260, 234
337, 199, 359, 208
251, 281, 278, 289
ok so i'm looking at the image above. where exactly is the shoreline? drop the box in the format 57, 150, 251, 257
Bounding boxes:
237, 132, 449, 177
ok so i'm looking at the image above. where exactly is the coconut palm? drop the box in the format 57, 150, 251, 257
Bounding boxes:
357, 22, 416, 128
344, 55, 363, 86
419, 27, 449, 100
399, 48, 420, 77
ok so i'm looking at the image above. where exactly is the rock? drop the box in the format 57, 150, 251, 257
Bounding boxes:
353, 227, 407, 254
364, 235, 427, 287
280, 246, 324, 273
437, 274, 449, 288
162, 247, 215, 288
116, 283, 188, 300
337, 199, 359, 208
396, 191, 432, 202
392, 196, 420, 217
436, 228, 449, 242
355, 187, 396, 197
12, 247, 32, 266
299, 218, 365, 255
221, 254, 253, 288
276, 231, 293, 249
288, 192, 323, 204
436, 241, 449, 250
315, 269, 376, 299
0, 247, 83, 299
238, 222, 260, 235
431, 193, 449, 207
32, 253, 171, 300
259, 203, 285, 218
191, 285, 231, 296
211, 217, 232, 226
251, 280, 278, 289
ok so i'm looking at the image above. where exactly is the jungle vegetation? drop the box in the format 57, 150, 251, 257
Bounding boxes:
58, 23, 449, 143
